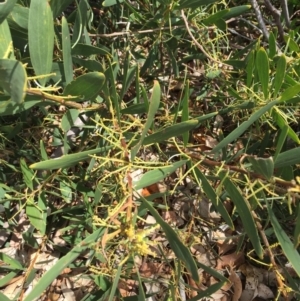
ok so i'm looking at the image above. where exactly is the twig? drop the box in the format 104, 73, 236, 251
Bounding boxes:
279, 0, 291, 28
264, 0, 285, 41
181, 10, 228, 66
27, 89, 105, 111
249, 0, 270, 40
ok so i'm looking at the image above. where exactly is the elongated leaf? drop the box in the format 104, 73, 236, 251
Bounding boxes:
61, 109, 80, 133
284, 35, 300, 52
0, 59, 26, 104
29, 146, 113, 170
121, 103, 146, 115
0, 271, 19, 287
222, 5, 251, 19
0, 19, 15, 59
0, 252, 23, 270
202, 10, 229, 25
272, 109, 300, 144
23, 228, 103, 301
71, 43, 110, 57
141, 197, 199, 282
294, 203, 300, 248
268, 32, 276, 59
8, 4, 28, 30
131, 80, 161, 160
191, 163, 233, 229
134, 160, 188, 190
102, 0, 124, 6
267, 202, 300, 277
20, 158, 34, 191
274, 125, 288, 161
181, 80, 190, 146
256, 47, 269, 99
142, 120, 198, 146
0, 0, 18, 24
274, 147, 300, 168
220, 171, 263, 258
28, 0, 54, 86
273, 55, 286, 97
0, 98, 49, 116
212, 100, 278, 153
108, 265, 122, 301
63, 72, 105, 101
62, 16, 73, 85
195, 112, 219, 122
187, 282, 226, 301
279, 84, 300, 102
178, 0, 219, 9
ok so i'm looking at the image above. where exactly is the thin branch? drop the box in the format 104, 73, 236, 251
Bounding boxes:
181, 9, 228, 66
279, 0, 291, 28
264, 0, 285, 41
249, 0, 270, 40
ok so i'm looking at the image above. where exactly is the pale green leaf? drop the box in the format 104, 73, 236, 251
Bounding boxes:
28, 0, 54, 86
0, 0, 18, 24
0, 59, 26, 104
29, 146, 113, 170
267, 202, 300, 277
141, 197, 199, 282
62, 16, 73, 85
134, 160, 188, 190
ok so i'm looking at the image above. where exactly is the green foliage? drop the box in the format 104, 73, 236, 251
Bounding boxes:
0, 0, 300, 300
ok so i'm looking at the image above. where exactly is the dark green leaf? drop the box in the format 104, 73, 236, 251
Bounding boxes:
141, 197, 199, 282
0, 59, 26, 104
23, 229, 103, 301
178, 0, 219, 10
142, 120, 198, 146
267, 202, 300, 277
256, 47, 269, 99
131, 80, 161, 160
274, 147, 300, 168
273, 55, 286, 97
222, 5, 251, 19
220, 171, 263, 258
191, 164, 234, 229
